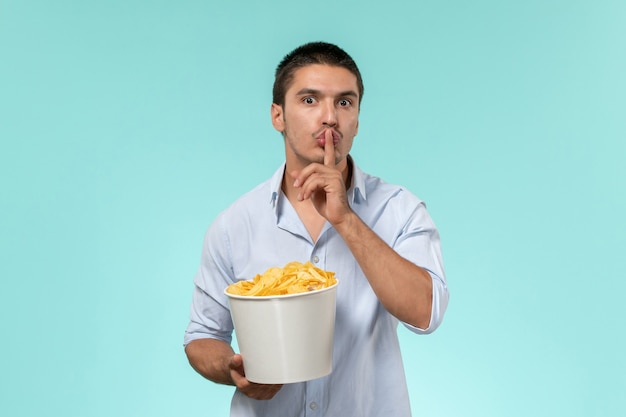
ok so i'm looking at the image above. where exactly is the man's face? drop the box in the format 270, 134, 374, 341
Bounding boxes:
271, 64, 360, 170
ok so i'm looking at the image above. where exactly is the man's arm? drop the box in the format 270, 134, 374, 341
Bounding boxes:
185, 338, 236, 385
185, 338, 283, 400
292, 130, 435, 329
332, 212, 433, 329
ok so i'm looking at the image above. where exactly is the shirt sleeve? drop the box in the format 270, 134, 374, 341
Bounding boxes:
184, 213, 236, 346
392, 194, 449, 334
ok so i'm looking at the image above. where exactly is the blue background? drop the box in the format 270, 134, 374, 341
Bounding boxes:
1, 1, 624, 416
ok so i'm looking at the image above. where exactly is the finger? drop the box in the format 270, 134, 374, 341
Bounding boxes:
324, 129, 335, 168
245, 383, 283, 400
290, 170, 302, 188
230, 354, 244, 370
229, 354, 246, 383
296, 172, 322, 201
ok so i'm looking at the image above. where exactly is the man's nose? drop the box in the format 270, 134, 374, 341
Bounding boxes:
321, 100, 337, 126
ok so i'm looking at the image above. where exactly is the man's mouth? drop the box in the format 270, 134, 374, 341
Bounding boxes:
315, 129, 341, 146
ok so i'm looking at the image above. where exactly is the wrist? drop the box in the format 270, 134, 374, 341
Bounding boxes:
332, 210, 360, 238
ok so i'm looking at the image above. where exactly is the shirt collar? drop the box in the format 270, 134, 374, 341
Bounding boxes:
269, 155, 367, 208
347, 155, 367, 204
269, 164, 285, 208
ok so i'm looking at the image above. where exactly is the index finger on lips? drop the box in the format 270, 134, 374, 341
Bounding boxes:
324, 129, 335, 168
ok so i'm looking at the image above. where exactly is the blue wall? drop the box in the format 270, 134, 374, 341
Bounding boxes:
1, 1, 624, 416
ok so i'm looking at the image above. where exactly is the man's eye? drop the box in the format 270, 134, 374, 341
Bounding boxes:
303, 97, 316, 104
338, 99, 351, 107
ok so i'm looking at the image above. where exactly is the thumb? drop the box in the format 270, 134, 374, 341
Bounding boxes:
230, 353, 243, 368
230, 354, 246, 376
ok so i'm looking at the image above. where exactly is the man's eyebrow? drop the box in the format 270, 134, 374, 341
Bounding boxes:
295, 88, 359, 98
295, 88, 320, 96
337, 90, 359, 99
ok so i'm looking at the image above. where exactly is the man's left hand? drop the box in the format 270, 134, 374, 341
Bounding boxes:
291, 129, 352, 225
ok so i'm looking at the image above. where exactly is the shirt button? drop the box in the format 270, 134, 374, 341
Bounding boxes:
312, 255, 320, 263
309, 402, 317, 410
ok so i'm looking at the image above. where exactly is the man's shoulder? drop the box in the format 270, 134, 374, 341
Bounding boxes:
355, 164, 423, 206
223, 178, 273, 214
216, 166, 283, 221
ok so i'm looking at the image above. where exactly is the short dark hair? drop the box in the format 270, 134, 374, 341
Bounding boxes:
272, 42, 364, 107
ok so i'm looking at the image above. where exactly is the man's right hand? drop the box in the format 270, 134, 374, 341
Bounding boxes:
185, 339, 283, 401
229, 354, 283, 400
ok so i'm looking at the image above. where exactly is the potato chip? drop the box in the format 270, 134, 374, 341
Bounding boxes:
226, 261, 337, 296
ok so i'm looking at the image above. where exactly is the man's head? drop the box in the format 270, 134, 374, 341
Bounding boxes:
272, 42, 364, 107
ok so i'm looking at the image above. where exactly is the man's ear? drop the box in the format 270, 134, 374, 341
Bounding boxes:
271, 103, 285, 132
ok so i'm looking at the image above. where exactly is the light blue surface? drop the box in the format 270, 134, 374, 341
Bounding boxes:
1, 1, 624, 416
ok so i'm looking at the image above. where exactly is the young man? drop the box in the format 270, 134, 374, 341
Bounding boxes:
184, 42, 449, 416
